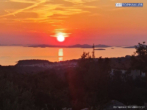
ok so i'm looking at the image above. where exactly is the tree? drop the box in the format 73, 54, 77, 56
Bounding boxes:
78, 52, 93, 71
135, 42, 147, 56
92, 44, 95, 58
0, 79, 37, 110
131, 42, 147, 75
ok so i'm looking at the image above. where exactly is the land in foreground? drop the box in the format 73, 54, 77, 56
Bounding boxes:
0, 42, 147, 110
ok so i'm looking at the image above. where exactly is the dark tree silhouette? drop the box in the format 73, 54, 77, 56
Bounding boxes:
131, 42, 147, 74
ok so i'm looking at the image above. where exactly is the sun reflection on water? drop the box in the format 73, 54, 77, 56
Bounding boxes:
58, 48, 63, 61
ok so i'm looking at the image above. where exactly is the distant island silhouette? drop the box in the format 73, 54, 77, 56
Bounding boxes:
28, 44, 110, 48
94, 48, 105, 50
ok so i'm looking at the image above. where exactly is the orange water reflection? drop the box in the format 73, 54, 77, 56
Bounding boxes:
0, 46, 136, 66
58, 48, 63, 61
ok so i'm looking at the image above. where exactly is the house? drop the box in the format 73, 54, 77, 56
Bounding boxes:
130, 70, 146, 79
110, 69, 146, 80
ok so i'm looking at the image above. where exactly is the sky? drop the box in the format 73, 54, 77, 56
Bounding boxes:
0, 0, 147, 46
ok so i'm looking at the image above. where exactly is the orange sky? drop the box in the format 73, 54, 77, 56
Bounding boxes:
0, 0, 147, 46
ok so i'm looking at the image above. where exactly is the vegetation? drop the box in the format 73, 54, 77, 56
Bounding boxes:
0, 42, 147, 110
131, 42, 147, 74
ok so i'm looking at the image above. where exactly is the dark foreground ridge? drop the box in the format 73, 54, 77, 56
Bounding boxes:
0, 55, 146, 110
0, 42, 147, 110
15, 59, 53, 66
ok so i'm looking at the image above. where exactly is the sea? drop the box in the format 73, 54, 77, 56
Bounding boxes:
0, 46, 135, 66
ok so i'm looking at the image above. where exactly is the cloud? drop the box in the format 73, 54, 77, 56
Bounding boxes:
0, 0, 99, 24
10, 0, 36, 3
9, 0, 41, 3
64, 0, 97, 4
0, 0, 47, 18
11, 3, 91, 23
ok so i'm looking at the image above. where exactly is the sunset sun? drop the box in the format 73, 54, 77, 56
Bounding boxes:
57, 34, 65, 42
52, 29, 70, 42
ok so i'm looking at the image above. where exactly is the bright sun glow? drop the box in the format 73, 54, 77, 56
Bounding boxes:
57, 34, 65, 42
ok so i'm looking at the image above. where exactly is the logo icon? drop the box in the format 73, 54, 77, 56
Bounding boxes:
116, 3, 122, 7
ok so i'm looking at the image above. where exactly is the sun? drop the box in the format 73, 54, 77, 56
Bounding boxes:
52, 30, 69, 42
57, 34, 65, 42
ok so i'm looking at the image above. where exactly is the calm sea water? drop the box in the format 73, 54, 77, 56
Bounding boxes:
0, 46, 135, 66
